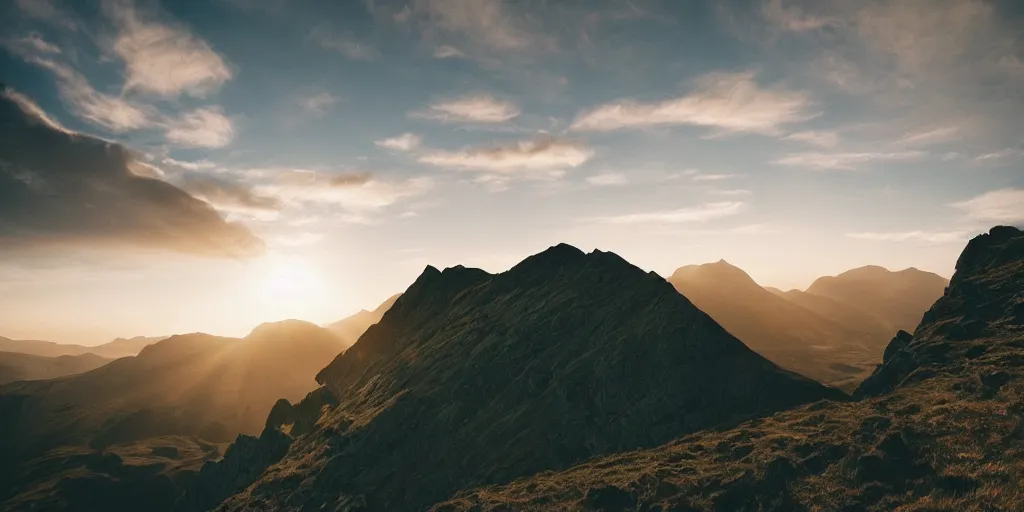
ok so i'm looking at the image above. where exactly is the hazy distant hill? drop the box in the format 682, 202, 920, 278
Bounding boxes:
325, 293, 401, 345
436, 227, 1024, 511
203, 244, 841, 511
0, 335, 167, 359
0, 319, 347, 508
0, 351, 111, 384
667, 260, 880, 389
804, 265, 948, 336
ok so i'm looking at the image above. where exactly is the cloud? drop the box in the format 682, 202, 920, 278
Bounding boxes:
782, 130, 838, 148
177, 175, 282, 213
375, 133, 422, 151
164, 107, 234, 148
571, 72, 814, 135
310, 26, 379, 61
162, 157, 217, 171
0, 90, 262, 257
270, 232, 325, 247
896, 126, 960, 147
25, 57, 155, 131
1, 87, 69, 133
585, 172, 628, 186
297, 92, 341, 116
418, 137, 592, 174
974, 148, 1024, 164
4, 33, 62, 55
411, 0, 539, 52
254, 169, 433, 211
589, 202, 745, 225
846, 231, 970, 243
772, 151, 927, 170
762, 0, 837, 32
105, 0, 232, 97
692, 173, 737, 181
412, 94, 520, 123
15, 0, 77, 30
951, 189, 1024, 223
433, 44, 465, 59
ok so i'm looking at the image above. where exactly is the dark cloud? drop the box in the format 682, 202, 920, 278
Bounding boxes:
0, 88, 264, 258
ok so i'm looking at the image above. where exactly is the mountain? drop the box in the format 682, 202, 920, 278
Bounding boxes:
0, 351, 111, 384
436, 226, 1024, 511
0, 335, 167, 359
0, 320, 347, 509
325, 293, 401, 345
667, 260, 880, 389
804, 265, 948, 335
200, 244, 841, 511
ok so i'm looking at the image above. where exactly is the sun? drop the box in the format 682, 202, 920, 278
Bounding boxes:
252, 253, 327, 318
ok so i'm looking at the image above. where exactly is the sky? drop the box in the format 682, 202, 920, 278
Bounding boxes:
1, 0, 1022, 344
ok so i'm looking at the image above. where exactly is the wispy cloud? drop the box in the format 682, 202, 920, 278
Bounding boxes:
433, 44, 465, 59
419, 137, 592, 174
164, 107, 234, 148
25, 57, 155, 131
571, 72, 813, 135
375, 133, 422, 151
162, 157, 218, 171
762, 0, 837, 32
896, 126, 960, 147
105, 0, 232, 97
585, 172, 628, 186
974, 148, 1024, 164
782, 130, 838, 148
846, 231, 969, 243
951, 188, 1024, 223
412, 94, 520, 123
297, 92, 340, 116
254, 169, 433, 212
411, 0, 539, 52
692, 173, 737, 181
4, 33, 62, 55
772, 151, 927, 170
15, 0, 77, 30
1, 87, 70, 133
589, 202, 745, 225
310, 26, 378, 61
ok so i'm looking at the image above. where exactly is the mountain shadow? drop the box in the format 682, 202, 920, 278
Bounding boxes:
204, 244, 843, 511
437, 227, 1024, 511
668, 260, 881, 389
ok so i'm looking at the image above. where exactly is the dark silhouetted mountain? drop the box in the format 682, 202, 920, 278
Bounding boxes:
204, 245, 841, 511
0, 335, 167, 359
0, 351, 111, 384
435, 227, 1024, 511
668, 260, 880, 389
804, 265, 948, 336
325, 293, 401, 345
0, 320, 347, 509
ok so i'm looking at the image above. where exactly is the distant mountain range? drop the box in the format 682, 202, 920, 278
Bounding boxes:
0, 320, 349, 509
0, 351, 111, 385
668, 261, 946, 389
0, 335, 167, 359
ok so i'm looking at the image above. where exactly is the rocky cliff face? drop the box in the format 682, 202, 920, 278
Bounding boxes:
211, 244, 842, 511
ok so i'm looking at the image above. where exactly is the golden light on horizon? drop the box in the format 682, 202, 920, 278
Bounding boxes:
250, 253, 332, 322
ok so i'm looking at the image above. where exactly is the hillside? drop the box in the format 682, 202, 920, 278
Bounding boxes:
0, 320, 347, 509
205, 244, 842, 511
668, 260, 879, 389
435, 226, 1024, 511
325, 293, 401, 345
0, 351, 111, 384
805, 265, 948, 335
0, 335, 167, 359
